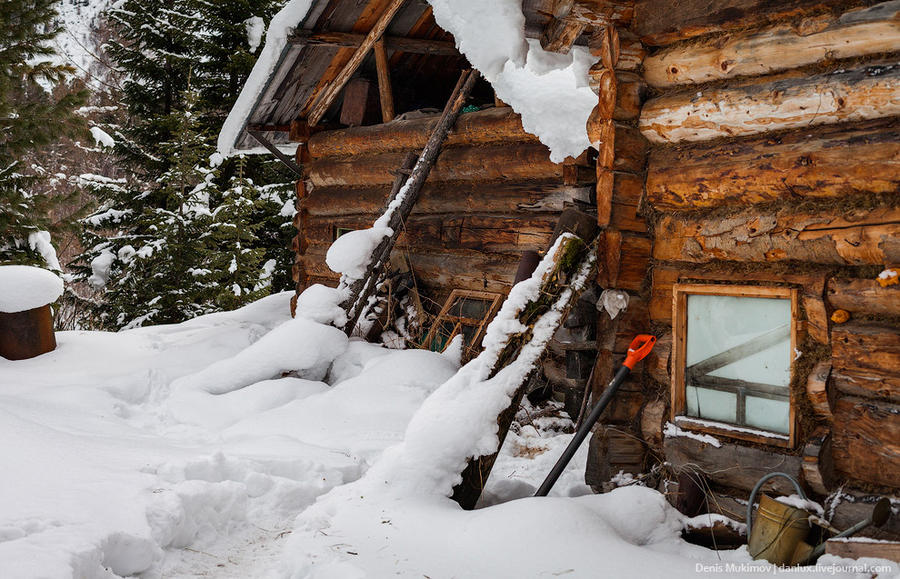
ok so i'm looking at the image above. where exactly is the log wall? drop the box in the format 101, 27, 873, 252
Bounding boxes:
292, 106, 594, 314
634, 0, 900, 510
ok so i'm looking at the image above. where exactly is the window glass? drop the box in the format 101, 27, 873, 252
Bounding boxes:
684, 293, 790, 434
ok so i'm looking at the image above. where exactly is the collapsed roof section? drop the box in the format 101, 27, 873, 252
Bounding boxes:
218, 0, 625, 162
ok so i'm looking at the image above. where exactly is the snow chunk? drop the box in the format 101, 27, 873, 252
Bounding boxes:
325, 227, 392, 279
171, 317, 348, 395
294, 284, 348, 327
244, 16, 265, 52
27, 230, 61, 271
663, 422, 722, 448
427, 3, 598, 162
0, 265, 64, 313
89, 249, 116, 288
775, 494, 824, 516
89, 126, 115, 148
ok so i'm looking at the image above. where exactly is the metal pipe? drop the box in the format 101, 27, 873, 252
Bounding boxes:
803, 498, 892, 564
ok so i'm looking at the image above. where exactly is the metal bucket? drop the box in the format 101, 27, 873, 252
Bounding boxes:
748, 494, 811, 565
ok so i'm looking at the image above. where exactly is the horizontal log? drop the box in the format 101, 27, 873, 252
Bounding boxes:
307, 107, 539, 157
827, 277, 900, 316
303, 214, 557, 254
633, 0, 861, 46
290, 30, 459, 56
802, 427, 835, 496
644, 1, 900, 88
831, 395, 900, 488
663, 432, 803, 493
806, 361, 835, 420
826, 539, 900, 564
646, 119, 900, 211
831, 321, 900, 402
304, 182, 593, 217
654, 206, 900, 265
591, 29, 646, 72
306, 144, 586, 188
640, 65, 900, 144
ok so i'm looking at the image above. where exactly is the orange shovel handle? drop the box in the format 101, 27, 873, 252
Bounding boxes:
623, 334, 656, 370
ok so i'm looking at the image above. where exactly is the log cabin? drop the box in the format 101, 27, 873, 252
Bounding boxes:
220, 0, 900, 549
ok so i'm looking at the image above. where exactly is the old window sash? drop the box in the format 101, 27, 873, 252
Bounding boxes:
423, 290, 502, 361
671, 284, 799, 448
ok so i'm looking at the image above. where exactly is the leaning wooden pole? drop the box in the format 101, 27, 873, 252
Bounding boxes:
338, 69, 481, 335
451, 233, 599, 509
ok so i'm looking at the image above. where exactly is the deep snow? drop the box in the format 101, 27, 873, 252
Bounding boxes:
2, 289, 897, 578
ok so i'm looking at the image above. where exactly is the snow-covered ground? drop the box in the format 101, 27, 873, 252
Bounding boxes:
2, 290, 897, 578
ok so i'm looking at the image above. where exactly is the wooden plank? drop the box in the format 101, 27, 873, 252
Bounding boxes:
290, 29, 459, 56
373, 38, 395, 122
645, 119, 900, 211
644, 1, 900, 88
633, 0, 859, 46
827, 277, 900, 316
640, 64, 900, 144
831, 321, 900, 402
654, 206, 900, 266
826, 539, 900, 564
307, 0, 407, 126
831, 395, 900, 488
306, 143, 578, 187
663, 434, 803, 493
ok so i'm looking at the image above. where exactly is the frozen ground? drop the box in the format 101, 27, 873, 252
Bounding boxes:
1, 290, 897, 578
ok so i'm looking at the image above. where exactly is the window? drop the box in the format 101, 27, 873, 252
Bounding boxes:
423, 290, 502, 361
671, 284, 798, 447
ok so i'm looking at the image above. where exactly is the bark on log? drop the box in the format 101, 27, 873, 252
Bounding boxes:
663, 433, 804, 493
306, 144, 584, 188
307, 107, 539, 159
654, 206, 900, 265
640, 399, 668, 451
646, 119, 900, 211
831, 395, 900, 488
827, 277, 900, 316
634, 0, 864, 46
806, 361, 835, 421
646, 331, 672, 385
831, 321, 900, 402
589, 70, 646, 121
644, 1, 900, 88
590, 29, 645, 72
640, 65, 900, 144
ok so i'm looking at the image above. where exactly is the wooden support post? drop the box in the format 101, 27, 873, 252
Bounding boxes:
306, 0, 406, 127
374, 38, 395, 123
451, 234, 598, 509
337, 69, 481, 335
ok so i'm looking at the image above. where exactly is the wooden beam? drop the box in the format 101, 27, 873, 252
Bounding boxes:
247, 130, 305, 178
654, 205, 900, 266
306, 0, 407, 127
634, 0, 856, 46
373, 38, 395, 122
640, 64, 900, 144
644, 1, 900, 88
831, 395, 900, 488
827, 277, 900, 316
645, 119, 900, 211
290, 29, 459, 56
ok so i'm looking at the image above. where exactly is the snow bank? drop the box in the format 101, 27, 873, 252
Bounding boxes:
0, 265, 64, 313
292, 283, 347, 326
170, 317, 348, 395
218, 0, 314, 156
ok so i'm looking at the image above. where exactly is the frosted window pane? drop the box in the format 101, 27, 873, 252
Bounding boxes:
745, 396, 790, 434
686, 386, 736, 423
686, 294, 790, 387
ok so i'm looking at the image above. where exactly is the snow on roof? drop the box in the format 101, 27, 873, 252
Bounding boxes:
0, 265, 64, 313
218, 0, 599, 163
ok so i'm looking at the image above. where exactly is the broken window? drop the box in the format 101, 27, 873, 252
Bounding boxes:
423, 290, 502, 361
671, 284, 797, 447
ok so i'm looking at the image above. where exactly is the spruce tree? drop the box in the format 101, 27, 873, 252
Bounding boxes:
0, 0, 87, 267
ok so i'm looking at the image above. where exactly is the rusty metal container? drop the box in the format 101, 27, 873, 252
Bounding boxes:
748, 494, 812, 565
0, 304, 57, 360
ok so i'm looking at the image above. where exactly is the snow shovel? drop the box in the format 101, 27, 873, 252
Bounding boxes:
534, 334, 657, 497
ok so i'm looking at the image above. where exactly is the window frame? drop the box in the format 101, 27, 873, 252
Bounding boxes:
671, 283, 799, 448
423, 289, 502, 360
